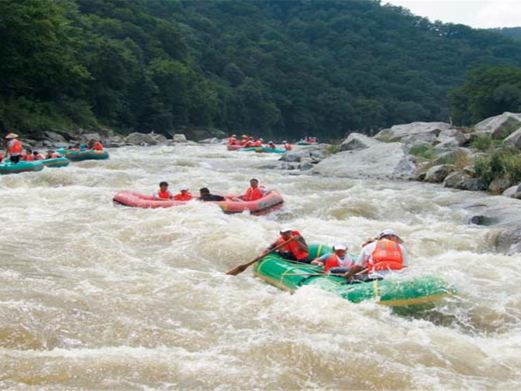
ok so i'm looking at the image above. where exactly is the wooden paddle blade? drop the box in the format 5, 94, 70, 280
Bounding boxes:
226, 263, 248, 276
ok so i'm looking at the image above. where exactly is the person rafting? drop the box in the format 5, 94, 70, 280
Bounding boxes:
228, 134, 238, 145
23, 148, 34, 161
310, 242, 354, 273
92, 140, 104, 151
153, 181, 173, 200
268, 141, 276, 149
5, 132, 23, 163
242, 178, 264, 201
46, 150, 60, 159
265, 228, 309, 262
173, 185, 193, 201
283, 140, 292, 151
344, 229, 409, 279
32, 150, 44, 160
198, 187, 225, 201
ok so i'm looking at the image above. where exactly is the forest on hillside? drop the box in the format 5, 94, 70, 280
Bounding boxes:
493, 27, 521, 41
1, 0, 521, 139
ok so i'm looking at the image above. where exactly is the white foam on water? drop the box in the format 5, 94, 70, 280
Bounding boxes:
0, 145, 520, 389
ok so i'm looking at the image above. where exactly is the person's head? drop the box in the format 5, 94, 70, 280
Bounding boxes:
199, 187, 210, 195
232, 134, 236, 137
250, 178, 259, 188
282, 140, 287, 143
33, 151, 39, 156
179, 185, 189, 193
378, 229, 403, 243
5, 132, 18, 140
279, 227, 293, 240
159, 181, 169, 191
333, 242, 348, 257
26, 148, 32, 154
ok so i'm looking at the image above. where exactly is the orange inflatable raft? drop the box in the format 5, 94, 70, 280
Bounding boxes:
227, 144, 245, 151
113, 190, 283, 214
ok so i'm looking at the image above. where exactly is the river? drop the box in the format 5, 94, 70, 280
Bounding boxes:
1, 144, 520, 389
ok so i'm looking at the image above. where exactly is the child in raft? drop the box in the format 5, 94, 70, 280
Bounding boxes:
153, 181, 173, 200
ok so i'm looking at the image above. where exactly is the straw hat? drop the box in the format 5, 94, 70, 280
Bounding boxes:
5, 133, 18, 139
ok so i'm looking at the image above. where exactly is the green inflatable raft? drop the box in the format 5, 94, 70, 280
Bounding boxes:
59, 149, 109, 161
253, 244, 454, 310
241, 147, 286, 154
41, 157, 69, 168
0, 160, 44, 175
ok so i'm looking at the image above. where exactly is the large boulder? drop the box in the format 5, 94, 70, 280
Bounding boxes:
106, 134, 125, 147
443, 171, 487, 191
313, 142, 416, 180
43, 131, 67, 143
375, 122, 451, 144
424, 164, 456, 183
339, 132, 380, 151
502, 185, 519, 198
503, 127, 521, 149
125, 132, 160, 146
488, 177, 513, 194
434, 128, 469, 149
172, 134, 187, 143
474, 112, 521, 139
279, 145, 329, 163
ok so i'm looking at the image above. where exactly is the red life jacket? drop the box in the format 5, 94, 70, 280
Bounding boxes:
268, 143, 276, 149
8, 139, 22, 155
243, 186, 263, 201
93, 141, 103, 151
323, 253, 353, 272
24, 154, 34, 161
173, 192, 192, 201
275, 231, 309, 261
156, 190, 172, 200
284, 144, 292, 151
368, 239, 404, 272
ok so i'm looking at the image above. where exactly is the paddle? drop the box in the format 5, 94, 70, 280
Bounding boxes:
226, 237, 296, 276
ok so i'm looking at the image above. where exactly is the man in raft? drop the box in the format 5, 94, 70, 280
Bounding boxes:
173, 185, 193, 201
265, 228, 309, 262
199, 187, 225, 201
310, 242, 354, 273
5, 132, 23, 163
344, 229, 409, 279
283, 140, 292, 151
242, 178, 264, 201
153, 181, 173, 200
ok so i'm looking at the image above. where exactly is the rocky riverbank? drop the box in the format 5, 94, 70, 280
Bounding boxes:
295, 111, 521, 254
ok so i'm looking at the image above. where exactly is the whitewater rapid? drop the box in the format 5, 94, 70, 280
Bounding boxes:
0, 144, 520, 389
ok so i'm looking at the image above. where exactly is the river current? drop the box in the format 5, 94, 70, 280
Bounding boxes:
0, 144, 520, 389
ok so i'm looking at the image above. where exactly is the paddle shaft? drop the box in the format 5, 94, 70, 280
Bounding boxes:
226, 237, 296, 276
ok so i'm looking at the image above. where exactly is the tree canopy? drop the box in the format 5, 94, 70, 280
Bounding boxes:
1, 0, 521, 139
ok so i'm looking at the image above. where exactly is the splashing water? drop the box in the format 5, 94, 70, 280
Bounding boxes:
0, 145, 520, 389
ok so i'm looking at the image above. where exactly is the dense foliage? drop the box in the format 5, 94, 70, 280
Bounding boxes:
449, 66, 521, 126
2, 0, 521, 139
493, 27, 521, 41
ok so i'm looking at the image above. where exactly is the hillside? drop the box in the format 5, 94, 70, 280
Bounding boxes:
2, 0, 521, 139
492, 27, 521, 41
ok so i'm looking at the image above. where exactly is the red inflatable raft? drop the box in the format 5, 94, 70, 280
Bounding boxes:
227, 144, 245, 151
113, 190, 283, 215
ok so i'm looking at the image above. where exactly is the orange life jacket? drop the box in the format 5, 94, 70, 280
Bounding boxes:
93, 141, 103, 151
368, 239, 404, 272
323, 253, 353, 272
8, 139, 22, 155
24, 154, 34, 161
156, 190, 172, 200
173, 192, 192, 201
275, 231, 309, 261
243, 186, 263, 201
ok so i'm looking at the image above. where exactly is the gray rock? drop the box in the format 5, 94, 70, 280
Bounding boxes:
474, 112, 521, 139
279, 145, 329, 163
375, 122, 451, 144
432, 148, 473, 167
125, 132, 160, 146
172, 134, 187, 143
424, 164, 456, 183
199, 137, 223, 144
106, 135, 125, 147
313, 142, 416, 180
339, 132, 380, 151
79, 132, 102, 143
502, 185, 519, 198
443, 171, 487, 191
503, 127, 521, 149
44, 131, 67, 143
434, 128, 469, 149
497, 227, 521, 255
488, 177, 513, 194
